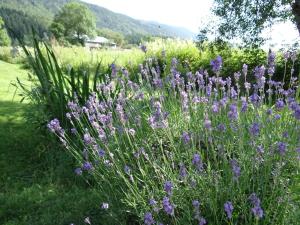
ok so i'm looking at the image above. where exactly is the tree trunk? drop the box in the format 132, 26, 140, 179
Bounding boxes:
292, 0, 300, 35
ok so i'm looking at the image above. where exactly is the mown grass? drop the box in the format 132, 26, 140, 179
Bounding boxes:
0, 60, 108, 225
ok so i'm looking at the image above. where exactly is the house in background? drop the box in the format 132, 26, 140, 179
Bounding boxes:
85, 36, 117, 49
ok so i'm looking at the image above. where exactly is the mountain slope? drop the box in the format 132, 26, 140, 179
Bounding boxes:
0, 0, 194, 39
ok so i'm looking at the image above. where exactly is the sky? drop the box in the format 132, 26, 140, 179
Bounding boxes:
82, 0, 299, 48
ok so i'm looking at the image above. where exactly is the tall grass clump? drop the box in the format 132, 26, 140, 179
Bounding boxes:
48, 49, 300, 224
18, 38, 120, 124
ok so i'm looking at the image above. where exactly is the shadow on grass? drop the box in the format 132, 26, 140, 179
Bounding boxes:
0, 101, 107, 225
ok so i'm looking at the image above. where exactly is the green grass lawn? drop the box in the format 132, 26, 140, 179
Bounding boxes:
0, 61, 106, 225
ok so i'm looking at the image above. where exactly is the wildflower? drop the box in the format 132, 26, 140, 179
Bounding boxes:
192, 200, 200, 208
256, 145, 264, 154
82, 161, 93, 171
277, 142, 287, 155
144, 212, 155, 225
244, 82, 251, 90
74, 167, 82, 175
211, 102, 219, 113
98, 149, 105, 157
230, 159, 241, 180
210, 55, 222, 73
217, 123, 226, 132
192, 153, 204, 172
162, 196, 174, 216
179, 163, 187, 179
224, 201, 234, 219
140, 45, 147, 53
276, 99, 285, 110
204, 118, 212, 130
249, 193, 261, 206
101, 202, 109, 209
241, 97, 248, 112
124, 165, 131, 175
283, 52, 290, 61
83, 133, 93, 145
249, 123, 260, 136
182, 131, 191, 144
164, 181, 173, 195
234, 72, 241, 82
199, 218, 207, 225
251, 205, 264, 218
274, 114, 281, 120
47, 118, 64, 136
228, 103, 238, 120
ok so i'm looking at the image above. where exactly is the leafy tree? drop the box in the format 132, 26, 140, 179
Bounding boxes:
210, 0, 300, 45
97, 28, 125, 46
50, 2, 96, 45
0, 16, 11, 46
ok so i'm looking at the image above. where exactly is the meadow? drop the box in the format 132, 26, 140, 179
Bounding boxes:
1, 40, 300, 225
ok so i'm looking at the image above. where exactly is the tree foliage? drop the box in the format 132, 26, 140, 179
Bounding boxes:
0, 8, 46, 44
97, 28, 125, 46
211, 0, 300, 45
0, 16, 11, 46
50, 2, 96, 45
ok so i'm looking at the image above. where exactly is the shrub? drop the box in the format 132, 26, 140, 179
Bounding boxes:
48, 52, 300, 224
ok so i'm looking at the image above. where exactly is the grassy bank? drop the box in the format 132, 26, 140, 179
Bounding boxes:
0, 61, 106, 225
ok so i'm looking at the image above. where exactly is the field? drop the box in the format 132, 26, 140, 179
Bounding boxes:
0, 41, 300, 225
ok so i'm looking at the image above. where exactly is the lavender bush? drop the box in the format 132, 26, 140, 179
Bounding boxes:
49, 51, 300, 224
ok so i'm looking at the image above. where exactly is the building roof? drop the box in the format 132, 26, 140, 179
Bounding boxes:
86, 36, 110, 44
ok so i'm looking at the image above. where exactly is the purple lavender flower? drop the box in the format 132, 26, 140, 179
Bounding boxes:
230, 159, 241, 180
144, 212, 155, 225
74, 167, 82, 175
228, 103, 238, 120
192, 153, 204, 172
124, 165, 131, 174
204, 118, 212, 130
257, 145, 264, 154
277, 142, 287, 155
182, 131, 191, 144
211, 102, 219, 113
192, 200, 200, 208
234, 72, 241, 81
283, 52, 290, 61
276, 99, 285, 110
47, 118, 64, 136
179, 163, 188, 179
241, 97, 248, 112
140, 45, 147, 53
210, 55, 222, 73
249, 193, 261, 206
217, 123, 226, 132
251, 205, 264, 219
199, 218, 207, 225
98, 149, 105, 157
164, 181, 173, 195
254, 66, 265, 79
224, 201, 234, 219
82, 161, 93, 171
83, 133, 93, 145
249, 123, 260, 136
162, 196, 174, 216
266, 108, 273, 115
